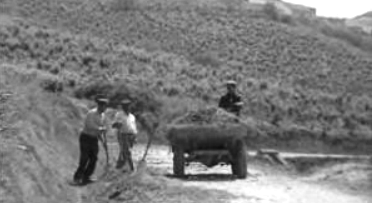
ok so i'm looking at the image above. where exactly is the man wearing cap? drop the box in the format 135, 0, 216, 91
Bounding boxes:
112, 99, 137, 171
73, 97, 109, 185
219, 80, 243, 116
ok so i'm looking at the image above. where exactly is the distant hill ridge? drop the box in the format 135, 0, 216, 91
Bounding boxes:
248, 0, 316, 17
355, 11, 372, 19
347, 11, 372, 33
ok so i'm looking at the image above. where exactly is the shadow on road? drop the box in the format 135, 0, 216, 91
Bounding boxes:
165, 173, 238, 181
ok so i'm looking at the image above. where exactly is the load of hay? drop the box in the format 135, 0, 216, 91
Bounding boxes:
166, 107, 250, 150
171, 106, 239, 125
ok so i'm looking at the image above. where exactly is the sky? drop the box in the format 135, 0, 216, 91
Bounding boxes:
283, 0, 372, 18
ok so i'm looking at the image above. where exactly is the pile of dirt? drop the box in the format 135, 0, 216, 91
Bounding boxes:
172, 106, 238, 125
86, 168, 233, 203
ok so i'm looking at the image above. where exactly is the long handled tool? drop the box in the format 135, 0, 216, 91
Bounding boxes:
99, 130, 111, 179
136, 129, 153, 172
103, 139, 109, 165
98, 129, 110, 164
136, 114, 158, 172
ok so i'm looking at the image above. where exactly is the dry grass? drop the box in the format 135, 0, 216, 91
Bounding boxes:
171, 106, 238, 125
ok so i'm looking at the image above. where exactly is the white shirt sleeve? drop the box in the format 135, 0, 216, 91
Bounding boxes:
113, 112, 121, 124
102, 113, 109, 131
128, 114, 138, 135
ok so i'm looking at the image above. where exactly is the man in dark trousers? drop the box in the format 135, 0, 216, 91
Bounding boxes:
219, 80, 243, 116
112, 99, 137, 172
72, 97, 109, 185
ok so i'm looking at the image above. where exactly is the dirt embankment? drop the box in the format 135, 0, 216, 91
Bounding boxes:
0, 65, 86, 203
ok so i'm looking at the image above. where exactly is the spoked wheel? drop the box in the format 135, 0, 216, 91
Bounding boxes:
173, 146, 185, 176
231, 140, 247, 179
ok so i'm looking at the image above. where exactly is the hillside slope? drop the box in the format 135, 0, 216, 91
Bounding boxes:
14, 0, 372, 95
3, 0, 371, 145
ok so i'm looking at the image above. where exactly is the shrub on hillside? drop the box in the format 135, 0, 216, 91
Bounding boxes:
262, 3, 279, 21
192, 51, 221, 67
109, 82, 161, 114
74, 79, 112, 99
74, 79, 161, 114
262, 3, 294, 24
40, 78, 64, 93
280, 14, 294, 24
111, 0, 137, 12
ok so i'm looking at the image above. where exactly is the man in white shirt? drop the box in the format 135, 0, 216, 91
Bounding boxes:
112, 99, 137, 171
73, 97, 109, 185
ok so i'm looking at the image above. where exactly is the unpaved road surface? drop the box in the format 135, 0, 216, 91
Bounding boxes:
127, 144, 371, 203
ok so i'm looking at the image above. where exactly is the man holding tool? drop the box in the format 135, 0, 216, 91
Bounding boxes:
72, 96, 109, 185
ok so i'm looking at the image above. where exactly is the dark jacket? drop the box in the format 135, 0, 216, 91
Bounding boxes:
218, 93, 243, 116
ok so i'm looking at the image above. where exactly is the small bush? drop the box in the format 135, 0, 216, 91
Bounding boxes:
192, 52, 221, 67
40, 78, 64, 93
261, 3, 294, 24
262, 3, 279, 21
74, 79, 161, 114
74, 79, 112, 99
280, 14, 294, 24
111, 0, 137, 12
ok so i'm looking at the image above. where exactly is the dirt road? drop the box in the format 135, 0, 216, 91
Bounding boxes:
126, 144, 371, 203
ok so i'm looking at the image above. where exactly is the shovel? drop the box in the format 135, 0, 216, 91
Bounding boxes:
133, 112, 160, 175
99, 131, 111, 180
136, 131, 153, 173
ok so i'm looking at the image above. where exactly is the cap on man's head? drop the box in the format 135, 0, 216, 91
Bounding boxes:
225, 80, 237, 86
95, 97, 109, 104
120, 99, 131, 105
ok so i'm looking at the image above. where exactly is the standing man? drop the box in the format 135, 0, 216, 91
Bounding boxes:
219, 80, 243, 116
73, 97, 109, 185
112, 99, 138, 172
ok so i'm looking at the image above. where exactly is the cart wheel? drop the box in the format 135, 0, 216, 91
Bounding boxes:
173, 147, 185, 176
231, 140, 247, 179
